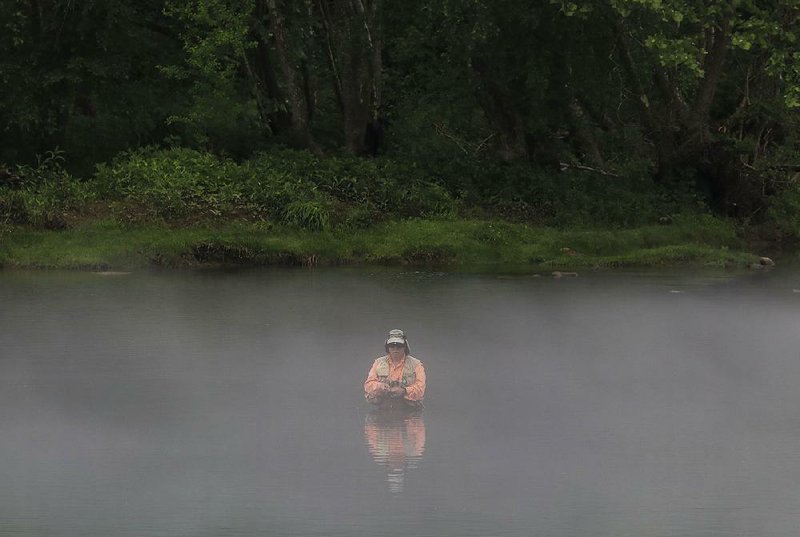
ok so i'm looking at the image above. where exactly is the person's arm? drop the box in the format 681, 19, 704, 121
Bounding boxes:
364, 359, 388, 403
404, 361, 426, 401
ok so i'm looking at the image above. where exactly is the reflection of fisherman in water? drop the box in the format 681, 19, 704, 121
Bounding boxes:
364, 411, 426, 493
364, 329, 426, 410
363, 329, 427, 492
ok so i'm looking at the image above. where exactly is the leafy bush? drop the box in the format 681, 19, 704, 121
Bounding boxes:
3, 146, 707, 232
766, 181, 800, 240
428, 157, 701, 228
281, 200, 330, 231
94, 147, 243, 221
243, 149, 456, 220
0, 150, 97, 228
87, 148, 458, 228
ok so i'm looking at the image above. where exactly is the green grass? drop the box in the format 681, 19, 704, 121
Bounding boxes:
0, 147, 767, 271
0, 216, 759, 270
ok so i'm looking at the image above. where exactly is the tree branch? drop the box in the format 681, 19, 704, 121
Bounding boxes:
691, 17, 733, 129
315, 0, 345, 113
559, 162, 620, 177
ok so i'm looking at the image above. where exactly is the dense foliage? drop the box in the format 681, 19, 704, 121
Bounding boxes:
0, 148, 702, 232
1, 0, 799, 235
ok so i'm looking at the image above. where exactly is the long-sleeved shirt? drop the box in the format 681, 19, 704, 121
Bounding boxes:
364, 355, 426, 403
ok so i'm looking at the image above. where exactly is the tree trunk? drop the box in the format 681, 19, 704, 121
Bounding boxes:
262, 0, 317, 150
244, 46, 285, 136
315, 0, 382, 156
613, 10, 757, 212
471, 56, 529, 162
247, 3, 292, 137
687, 17, 733, 139
612, 19, 675, 178
567, 100, 603, 166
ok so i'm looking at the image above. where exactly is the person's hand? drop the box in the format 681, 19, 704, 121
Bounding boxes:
388, 386, 405, 398
375, 382, 389, 394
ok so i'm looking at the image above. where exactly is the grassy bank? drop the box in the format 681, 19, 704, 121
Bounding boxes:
0, 148, 783, 270
0, 216, 759, 270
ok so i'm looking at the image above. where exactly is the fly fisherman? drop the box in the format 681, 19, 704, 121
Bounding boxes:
364, 329, 426, 409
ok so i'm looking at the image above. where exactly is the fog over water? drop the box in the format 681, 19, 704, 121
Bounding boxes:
2, 266, 800, 537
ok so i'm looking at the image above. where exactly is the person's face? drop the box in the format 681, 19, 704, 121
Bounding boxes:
387, 343, 406, 360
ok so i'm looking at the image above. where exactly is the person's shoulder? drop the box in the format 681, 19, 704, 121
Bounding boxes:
407, 355, 423, 366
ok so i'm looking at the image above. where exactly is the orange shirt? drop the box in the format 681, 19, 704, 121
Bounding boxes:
364, 355, 426, 402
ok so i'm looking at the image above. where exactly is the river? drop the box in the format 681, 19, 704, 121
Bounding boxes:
2, 266, 800, 536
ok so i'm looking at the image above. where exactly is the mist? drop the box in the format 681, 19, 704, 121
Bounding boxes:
2, 267, 799, 537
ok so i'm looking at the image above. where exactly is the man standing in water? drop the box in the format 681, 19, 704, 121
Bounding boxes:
364, 329, 426, 409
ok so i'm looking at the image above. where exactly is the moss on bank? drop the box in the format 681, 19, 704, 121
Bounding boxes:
0, 216, 759, 270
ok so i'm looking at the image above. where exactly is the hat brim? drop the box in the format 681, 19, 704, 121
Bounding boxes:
386, 337, 406, 345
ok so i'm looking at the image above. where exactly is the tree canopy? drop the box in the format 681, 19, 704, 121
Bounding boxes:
1, 0, 799, 214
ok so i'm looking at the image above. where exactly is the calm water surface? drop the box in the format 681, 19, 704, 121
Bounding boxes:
2, 266, 800, 536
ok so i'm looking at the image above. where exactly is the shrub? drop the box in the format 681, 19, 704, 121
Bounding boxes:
94, 147, 241, 221
433, 158, 699, 228
243, 149, 456, 221
766, 181, 800, 240
5, 146, 705, 232
0, 150, 96, 228
281, 200, 330, 231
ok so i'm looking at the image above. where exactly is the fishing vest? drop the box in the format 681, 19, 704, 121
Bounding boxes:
375, 355, 420, 387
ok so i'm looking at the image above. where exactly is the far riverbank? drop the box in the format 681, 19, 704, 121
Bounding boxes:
0, 216, 770, 271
